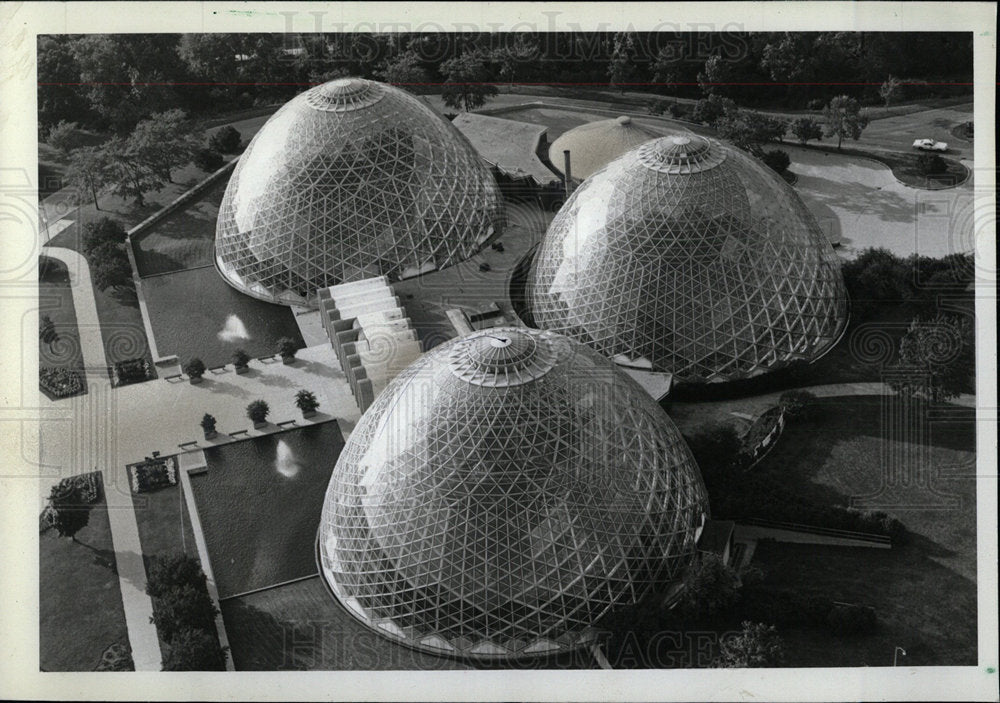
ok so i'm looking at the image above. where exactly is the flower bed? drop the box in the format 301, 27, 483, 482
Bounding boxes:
128, 456, 178, 494
39, 367, 85, 399
739, 406, 786, 469
110, 358, 153, 387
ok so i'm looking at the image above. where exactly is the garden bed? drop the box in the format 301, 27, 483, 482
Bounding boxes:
39, 256, 87, 398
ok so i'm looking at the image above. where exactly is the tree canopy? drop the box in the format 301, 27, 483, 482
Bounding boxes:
823, 95, 870, 149
440, 53, 498, 111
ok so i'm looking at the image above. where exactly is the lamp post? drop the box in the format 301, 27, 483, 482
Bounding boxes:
893, 646, 907, 666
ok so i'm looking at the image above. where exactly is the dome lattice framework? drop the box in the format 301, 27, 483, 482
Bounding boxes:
318, 327, 709, 660
215, 78, 506, 307
525, 134, 848, 383
548, 115, 667, 181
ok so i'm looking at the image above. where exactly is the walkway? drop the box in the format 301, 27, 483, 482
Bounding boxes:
42, 247, 108, 379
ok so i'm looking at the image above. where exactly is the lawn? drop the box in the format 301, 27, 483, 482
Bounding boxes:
38, 256, 86, 373
190, 422, 345, 598
220, 576, 470, 670
746, 395, 977, 666
39, 473, 133, 671
141, 265, 305, 368
131, 179, 227, 277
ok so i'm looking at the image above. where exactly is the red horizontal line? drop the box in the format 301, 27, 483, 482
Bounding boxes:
38, 81, 976, 87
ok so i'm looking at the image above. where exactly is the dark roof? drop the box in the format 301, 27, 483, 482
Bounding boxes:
697, 519, 736, 555
452, 112, 562, 186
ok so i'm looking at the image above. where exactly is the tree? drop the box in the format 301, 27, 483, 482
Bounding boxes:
888, 314, 974, 403
161, 627, 228, 671
104, 135, 165, 206
879, 75, 902, 109
193, 148, 224, 172
128, 109, 199, 184
677, 554, 741, 621
48, 481, 92, 541
440, 53, 498, 112
718, 621, 785, 668
916, 153, 947, 176
146, 554, 209, 599
37, 36, 92, 132
822, 95, 869, 149
761, 149, 791, 174
277, 337, 298, 360
64, 146, 111, 209
40, 314, 59, 352
714, 109, 787, 155
246, 399, 270, 425
491, 34, 538, 87
82, 217, 128, 258
89, 243, 133, 291
375, 49, 429, 91
208, 125, 241, 154
651, 46, 681, 88
47, 120, 86, 155
697, 54, 732, 98
691, 94, 736, 126
791, 117, 823, 145
607, 32, 636, 94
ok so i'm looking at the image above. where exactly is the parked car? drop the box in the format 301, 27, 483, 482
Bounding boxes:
912, 138, 948, 152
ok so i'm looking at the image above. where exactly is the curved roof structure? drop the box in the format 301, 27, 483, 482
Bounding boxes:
318, 327, 709, 660
215, 78, 505, 307
526, 134, 848, 384
548, 115, 667, 181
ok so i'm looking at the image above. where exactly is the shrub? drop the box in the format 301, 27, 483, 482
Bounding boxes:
718, 621, 785, 668
246, 399, 270, 424
668, 102, 688, 118
146, 554, 208, 599
231, 348, 251, 367
691, 95, 736, 125
39, 367, 85, 398
82, 217, 128, 258
200, 413, 216, 433
807, 98, 825, 111
778, 389, 817, 419
791, 117, 823, 144
110, 358, 152, 387
647, 98, 671, 115
294, 389, 320, 414
916, 153, 947, 175
208, 125, 241, 153
193, 147, 224, 172
676, 553, 741, 622
761, 149, 791, 174
184, 357, 206, 379
149, 583, 220, 641
277, 337, 298, 358
95, 642, 133, 672
161, 627, 228, 671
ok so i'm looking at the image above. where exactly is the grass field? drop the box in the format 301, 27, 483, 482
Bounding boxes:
131, 180, 227, 277
39, 257, 86, 373
39, 474, 133, 671
190, 423, 344, 598
748, 395, 977, 666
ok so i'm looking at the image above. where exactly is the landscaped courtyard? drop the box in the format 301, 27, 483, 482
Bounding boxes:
189, 422, 345, 598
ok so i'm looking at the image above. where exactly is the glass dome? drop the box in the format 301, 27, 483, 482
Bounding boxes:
318, 327, 709, 660
525, 134, 848, 383
215, 77, 506, 307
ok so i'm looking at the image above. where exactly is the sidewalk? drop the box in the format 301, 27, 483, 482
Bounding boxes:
43, 247, 108, 379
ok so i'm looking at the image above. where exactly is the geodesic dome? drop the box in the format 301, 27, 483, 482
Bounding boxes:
549, 115, 666, 181
525, 134, 848, 384
318, 327, 709, 660
215, 78, 505, 307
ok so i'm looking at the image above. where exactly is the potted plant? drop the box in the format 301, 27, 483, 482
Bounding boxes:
277, 337, 298, 365
295, 390, 320, 418
200, 413, 218, 440
232, 348, 251, 375
184, 358, 206, 385
246, 399, 270, 429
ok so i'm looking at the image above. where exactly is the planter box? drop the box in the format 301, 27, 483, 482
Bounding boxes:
281, 355, 296, 365
301, 409, 317, 419
253, 421, 268, 429
189, 376, 204, 385
203, 430, 218, 440
235, 365, 249, 375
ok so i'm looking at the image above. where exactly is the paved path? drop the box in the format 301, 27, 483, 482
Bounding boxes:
43, 247, 108, 379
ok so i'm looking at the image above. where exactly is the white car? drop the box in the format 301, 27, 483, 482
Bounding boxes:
912, 138, 948, 152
